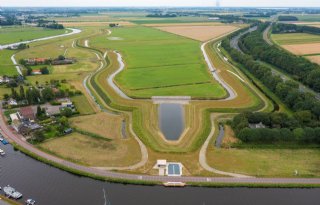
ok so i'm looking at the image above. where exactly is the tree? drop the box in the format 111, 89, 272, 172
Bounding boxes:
61, 108, 73, 117
59, 116, 69, 127
36, 105, 43, 118
40, 67, 49, 75
33, 130, 45, 143
58, 55, 65, 60
41, 87, 54, 102
19, 85, 25, 100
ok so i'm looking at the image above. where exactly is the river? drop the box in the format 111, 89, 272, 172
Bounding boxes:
0, 145, 319, 205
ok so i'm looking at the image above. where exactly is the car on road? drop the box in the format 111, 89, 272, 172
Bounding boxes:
1, 139, 9, 145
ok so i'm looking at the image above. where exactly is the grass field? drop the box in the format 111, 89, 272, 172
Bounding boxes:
0, 26, 69, 45
293, 14, 320, 22
91, 26, 226, 98
70, 112, 123, 139
207, 147, 320, 177
71, 95, 95, 115
155, 25, 239, 41
0, 49, 18, 76
38, 132, 141, 167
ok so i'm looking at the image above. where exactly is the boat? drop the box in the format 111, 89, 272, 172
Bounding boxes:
26, 199, 36, 205
0, 149, 5, 156
0, 137, 3, 141
163, 182, 186, 187
3, 185, 23, 199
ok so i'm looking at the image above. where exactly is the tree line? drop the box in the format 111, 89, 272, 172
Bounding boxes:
222, 25, 320, 119
272, 23, 320, 34
231, 112, 320, 144
238, 23, 320, 93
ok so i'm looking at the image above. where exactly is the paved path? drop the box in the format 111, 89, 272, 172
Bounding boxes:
1, 111, 320, 185
0, 28, 81, 49
263, 24, 274, 46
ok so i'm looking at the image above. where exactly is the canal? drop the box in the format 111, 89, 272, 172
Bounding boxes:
0, 145, 319, 205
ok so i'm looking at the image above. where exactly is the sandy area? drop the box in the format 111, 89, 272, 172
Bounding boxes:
145, 22, 224, 27
282, 43, 320, 55
156, 25, 238, 41
306, 55, 320, 65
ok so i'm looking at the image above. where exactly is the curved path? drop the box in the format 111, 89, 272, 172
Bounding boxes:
1, 28, 81, 49
2, 28, 320, 185
1, 111, 319, 185
9, 28, 82, 75
79, 40, 148, 171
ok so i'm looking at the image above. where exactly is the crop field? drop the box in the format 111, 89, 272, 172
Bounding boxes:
292, 14, 320, 22
306, 55, 320, 64
70, 113, 123, 139
130, 16, 218, 24
38, 132, 141, 167
90, 26, 226, 98
155, 25, 240, 41
272, 33, 320, 55
0, 26, 69, 45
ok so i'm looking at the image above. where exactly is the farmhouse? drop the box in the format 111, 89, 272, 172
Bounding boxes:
32, 69, 42, 75
19, 106, 36, 121
25, 58, 48, 65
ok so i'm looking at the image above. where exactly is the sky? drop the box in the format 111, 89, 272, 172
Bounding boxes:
1, 0, 320, 7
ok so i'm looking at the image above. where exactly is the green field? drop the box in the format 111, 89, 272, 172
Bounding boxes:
293, 14, 320, 22
0, 50, 18, 75
91, 26, 226, 98
208, 147, 320, 177
71, 95, 95, 115
272, 33, 320, 45
0, 26, 69, 45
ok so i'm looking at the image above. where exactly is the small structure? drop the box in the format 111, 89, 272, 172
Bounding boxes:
10, 113, 21, 122
51, 58, 74, 65
8, 99, 18, 106
32, 69, 42, 75
19, 106, 36, 121
25, 58, 47, 65
42, 104, 61, 116
63, 128, 73, 135
249, 122, 266, 129
154, 160, 183, 177
0, 76, 11, 84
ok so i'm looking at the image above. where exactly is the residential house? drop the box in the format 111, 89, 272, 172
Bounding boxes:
19, 106, 36, 121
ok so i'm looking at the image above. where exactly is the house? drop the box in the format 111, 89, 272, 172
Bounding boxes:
32, 69, 42, 75
8, 99, 18, 106
19, 106, 36, 121
51, 58, 74, 65
41, 104, 61, 116
25, 58, 47, 65
0, 76, 11, 84
249, 122, 266, 129
18, 120, 42, 135
11, 119, 22, 132
61, 101, 74, 109
10, 113, 21, 122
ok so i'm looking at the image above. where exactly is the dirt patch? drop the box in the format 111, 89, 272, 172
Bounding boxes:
145, 22, 224, 27
221, 125, 239, 148
282, 43, 320, 55
70, 112, 124, 139
156, 25, 238, 41
306, 55, 320, 65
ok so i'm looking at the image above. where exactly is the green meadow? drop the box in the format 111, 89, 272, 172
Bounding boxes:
0, 26, 69, 45
0, 50, 18, 75
91, 26, 226, 98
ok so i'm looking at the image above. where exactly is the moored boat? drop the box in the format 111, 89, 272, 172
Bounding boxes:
0, 149, 5, 156
26, 199, 36, 205
163, 182, 186, 187
3, 185, 23, 199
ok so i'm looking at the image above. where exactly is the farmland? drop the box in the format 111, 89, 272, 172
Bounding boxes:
155, 24, 240, 41
90, 26, 227, 98
0, 49, 18, 75
307, 55, 320, 64
271, 32, 320, 59
0, 26, 69, 45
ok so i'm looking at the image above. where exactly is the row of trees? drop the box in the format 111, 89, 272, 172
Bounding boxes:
238, 23, 320, 92
272, 23, 320, 34
222, 26, 320, 118
5, 85, 81, 105
231, 112, 320, 144
277, 16, 298, 21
